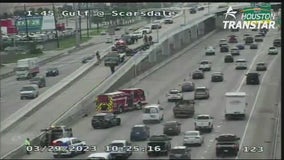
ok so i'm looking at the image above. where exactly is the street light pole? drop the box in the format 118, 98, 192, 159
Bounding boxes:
24, 4, 29, 40
52, 3, 60, 48
156, 28, 159, 43
73, 3, 80, 48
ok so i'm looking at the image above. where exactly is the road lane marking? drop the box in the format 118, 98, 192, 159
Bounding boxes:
236, 42, 265, 92
236, 52, 279, 159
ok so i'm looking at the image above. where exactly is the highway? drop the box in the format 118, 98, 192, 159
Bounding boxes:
19, 26, 281, 159
0, 4, 228, 157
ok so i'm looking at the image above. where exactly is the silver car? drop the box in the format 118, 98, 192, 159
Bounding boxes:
183, 131, 204, 146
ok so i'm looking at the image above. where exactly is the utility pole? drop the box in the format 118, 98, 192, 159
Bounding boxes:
86, 3, 89, 38
52, 3, 60, 48
73, 3, 80, 48
24, 4, 29, 40
78, 3, 82, 40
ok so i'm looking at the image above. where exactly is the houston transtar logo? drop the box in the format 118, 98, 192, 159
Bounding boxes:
223, 5, 276, 30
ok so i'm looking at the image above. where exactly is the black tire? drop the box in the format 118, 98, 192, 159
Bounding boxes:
21, 96, 24, 100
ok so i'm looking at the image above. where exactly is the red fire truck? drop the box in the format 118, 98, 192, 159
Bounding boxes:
96, 88, 147, 113
119, 88, 147, 109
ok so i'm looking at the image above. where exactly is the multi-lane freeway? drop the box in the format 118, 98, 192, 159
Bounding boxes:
19, 25, 281, 159
1, 4, 231, 157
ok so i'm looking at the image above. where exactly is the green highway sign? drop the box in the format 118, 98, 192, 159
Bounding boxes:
241, 5, 273, 21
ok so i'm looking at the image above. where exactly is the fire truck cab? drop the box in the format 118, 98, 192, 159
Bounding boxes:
39, 125, 73, 147
96, 88, 147, 113
119, 88, 147, 110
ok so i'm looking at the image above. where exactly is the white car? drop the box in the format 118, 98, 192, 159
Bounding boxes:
20, 84, 39, 100
194, 114, 214, 132
205, 46, 215, 55
235, 59, 247, 70
183, 131, 204, 146
52, 137, 87, 158
198, 60, 211, 71
130, 30, 144, 39
107, 140, 132, 159
268, 47, 278, 55
87, 152, 113, 159
230, 47, 240, 56
143, 104, 164, 123
141, 26, 152, 34
167, 89, 183, 102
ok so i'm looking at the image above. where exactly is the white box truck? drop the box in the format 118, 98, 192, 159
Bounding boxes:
225, 92, 247, 120
15, 58, 39, 80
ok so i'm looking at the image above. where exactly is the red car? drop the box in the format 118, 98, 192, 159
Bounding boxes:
228, 35, 238, 43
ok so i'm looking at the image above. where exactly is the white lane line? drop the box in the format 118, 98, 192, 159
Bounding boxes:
236, 42, 265, 92
236, 53, 279, 159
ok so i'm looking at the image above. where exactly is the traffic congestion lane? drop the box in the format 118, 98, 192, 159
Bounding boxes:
18, 29, 258, 159
195, 30, 281, 159
1, 5, 217, 157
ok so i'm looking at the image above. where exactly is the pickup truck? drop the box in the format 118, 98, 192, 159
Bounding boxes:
194, 114, 214, 132
173, 100, 195, 118
215, 134, 240, 157
147, 135, 172, 156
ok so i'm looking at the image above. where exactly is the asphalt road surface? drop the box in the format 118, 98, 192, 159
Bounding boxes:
19, 27, 281, 159
0, 4, 229, 157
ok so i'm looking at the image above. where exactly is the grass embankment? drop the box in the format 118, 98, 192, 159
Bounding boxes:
0, 52, 43, 64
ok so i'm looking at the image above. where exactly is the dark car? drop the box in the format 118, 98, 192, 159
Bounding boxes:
91, 113, 121, 129
254, 34, 263, 42
181, 81, 195, 92
273, 39, 281, 47
220, 44, 229, 52
164, 19, 173, 24
151, 24, 162, 29
211, 72, 224, 82
224, 54, 234, 63
169, 146, 191, 160
30, 76, 46, 88
192, 70, 204, 79
163, 121, 181, 136
197, 6, 204, 11
216, 134, 240, 157
147, 135, 172, 156
121, 35, 135, 45
246, 72, 260, 85
258, 31, 266, 37
231, 28, 239, 32
46, 68, 59, 77
228, 35, 238, 43
236, 43, 245, 50
250, 43, 258, 49
189, 8, 197, 14
245, 36, 254, 44
115, 27, 121, 31
82, 55, 94, 63
130, 124, 150, 141
256, 62, 267, 71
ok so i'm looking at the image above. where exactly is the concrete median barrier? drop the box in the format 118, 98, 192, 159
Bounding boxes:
52, 14, 217, 127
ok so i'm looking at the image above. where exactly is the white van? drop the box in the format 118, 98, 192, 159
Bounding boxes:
225, 92, 247, 120
235, 59, 247, 70
143, 104, 164, 124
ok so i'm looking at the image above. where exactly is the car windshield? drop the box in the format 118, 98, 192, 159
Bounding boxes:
169, 90, 179, 94
231, 48, 238, 50
200, 61, 208, 64
165, 122, 176, 127
21, 86, 35, 91
255, 35, 262, 37
93, 115, 105, 120
185, 132, 198, 136
236, 60, 246, 63
132, 127, 145, 132
197, 116, 210, 119
257, 63, 265, 66
15, 67, 28, 71
195, 89, 206, 92
171, 149, 186, 154
269, 47, 276, 49
144, 107, 158, 113
110, 143, 124, 147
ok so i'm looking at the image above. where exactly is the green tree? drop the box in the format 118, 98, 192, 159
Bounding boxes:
13, 10, 25, 16
37, 7, 43, 14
